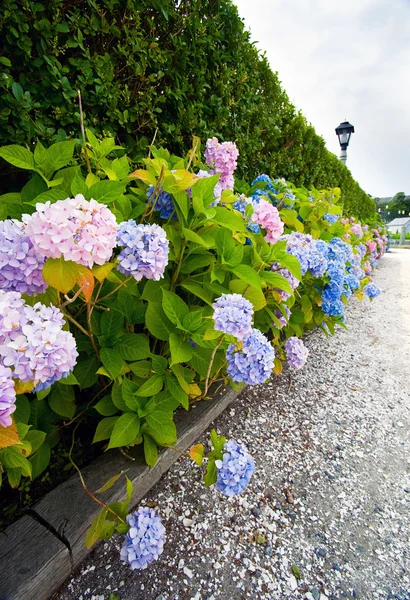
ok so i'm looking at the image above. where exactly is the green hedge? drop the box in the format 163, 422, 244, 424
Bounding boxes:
0, 0, 375, 221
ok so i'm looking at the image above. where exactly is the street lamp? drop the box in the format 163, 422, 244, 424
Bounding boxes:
335, 121, 355, 165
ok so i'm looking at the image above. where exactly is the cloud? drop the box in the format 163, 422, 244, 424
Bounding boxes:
234, 0, 410, 196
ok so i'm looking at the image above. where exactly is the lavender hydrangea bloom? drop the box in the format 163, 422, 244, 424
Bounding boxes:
285, 336, 309, 370
120, 507, 166, 570
0, 290, 25, 344
273, 306, 291, 329
146, 186, 176, 220
227, 329, 275, 385
364, 282, 381, 299
215, 440, 255, 496
0, 365, 16, 428
2, 301, 78, 390
0, 220, 47, 295
271, 263, 300, 300
212, 294, 254, 340
117, 221, 169, 281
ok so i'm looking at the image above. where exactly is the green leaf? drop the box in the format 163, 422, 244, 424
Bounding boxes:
141, 279, 170, 302
95, 395, 118, 416
13, 395, 30, 424
12, 82, 24, 101
30, 443, 51, 479
162, 289, 189, 325
100, 348, 124, 379
151, 354, 168, 374
145, 302, 174, 341
262, 271, 293, 294
71, 175, 88, 197
88, 180, 127, 203
1, 447, 32, 477
114, 333, 150, 361
74, 356, 99, 389
46, 140, 77, 173
211, 206, 246, 232
95, 472, 125, 494
59, 372, 79, 386
204, 459, 218, 486
0, 57, 11, 67
182, 310, 203, 333
143, 435, 158, 467
100, 309, 124, 339
25, 430, 46, 454
93, 416, 119, 443
276, 253, 302, 281
182, 227, 209, 248
107, 413, 140, 449
171, 190, 189, 220
166, 375, 189, 409
191, 174, 220, 208
181, 283, 213, 305
0, 145, 35, 170
180, 253, 214, 275
145, 410, 177, 445
189, 347, 223, 378
42, 257, 83, 294
189, 443, 204, 466
111, 384, 130, 412
135, 374, 163, 397
122, 378, 140, 411
215, 228, 235, 262
232, 265, 262, 289
85, 508, 108, 548
229, 279, 266, 311
48, 384, 76, 418
169, 333, 193, 366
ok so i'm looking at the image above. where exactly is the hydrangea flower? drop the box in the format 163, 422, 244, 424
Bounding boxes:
251, 199, 284, 244
0, 290, 26, 344
204, 137, 239, 192
233, 194, 252, 216
23, 195, 117, 268
351, 223, 363, 238
146, 186, 176, 219
273, 306, 291, 329
117, 221, 169, 281
285, 336, 309, 370
212, 294, 253, 340
120, 507, 166, 570
1, 299, 78, 390
271, 262, 300, 300
324, 213, 339, 224
0, 365, 16, 428
364, 282, 381, 299
227, 328, 275, 384
215, 440, 255, 496
0, 220, 47, 295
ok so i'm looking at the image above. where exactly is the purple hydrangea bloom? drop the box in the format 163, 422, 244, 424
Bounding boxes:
273, 306, 291, 329
0, 220, 47, 296
212, 294, 254, 340
364, 282, 381, 299
117, 221, 169, 281
271, 263, 300, 301
0, 290, 26, 344
285, 336, 309, 370
146, 186, 176, 220
2, 300, 78, 390
0, 365, 16, 428
204, 137, 239, 192
120, 507, 166, 570
215, 439, 255, 497
227, 328, 275, 384
324, 213, 339, 224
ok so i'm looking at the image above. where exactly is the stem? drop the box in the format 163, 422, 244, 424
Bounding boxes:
69, 424, 125, 523
142, 164, 166, 222
94, 276, 132, 305
60, 282, 90, 308
63, 311, 90, 338
170, 241, 187, 290
148, 127, 158, 158
186, 137, 199, 172
204, 336, 224, 396
86, 303, 100, 360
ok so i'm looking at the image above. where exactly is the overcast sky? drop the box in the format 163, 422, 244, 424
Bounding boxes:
234, 0, 410, 198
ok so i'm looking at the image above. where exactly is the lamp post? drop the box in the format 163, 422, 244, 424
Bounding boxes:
335, 121, 355, 164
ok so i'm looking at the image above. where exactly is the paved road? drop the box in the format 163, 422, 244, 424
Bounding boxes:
56, 248, 410, 600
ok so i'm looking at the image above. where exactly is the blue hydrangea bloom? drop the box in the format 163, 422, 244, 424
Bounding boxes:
246, 223, 260, 235
215, 440, 255, 496
345, 273, 360, 291
120, 507, 166, 570
226, 328, 275, 384
322, 297, 345, 317
324, 213, 339, 224
146, 185, 176, 220
364, 282, 381, 298
117, 221, 169, 281
212, 293, 254, 340
251, 174, 271, 186
233, 195, 252, 216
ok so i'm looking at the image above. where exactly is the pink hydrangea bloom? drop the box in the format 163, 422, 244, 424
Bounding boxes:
23, 195, 118, 268
351, 224, 363, 237
204, 137, 239, 192
366, 241, 377, 253
251, 199, 284, 244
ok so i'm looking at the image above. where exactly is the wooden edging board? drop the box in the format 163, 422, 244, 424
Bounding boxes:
0, 384, 242, 600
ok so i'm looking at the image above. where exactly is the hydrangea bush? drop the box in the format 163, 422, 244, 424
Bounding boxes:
0, 134, 385, 550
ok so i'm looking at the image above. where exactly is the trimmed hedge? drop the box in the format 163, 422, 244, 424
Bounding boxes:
0, 0, 375, 221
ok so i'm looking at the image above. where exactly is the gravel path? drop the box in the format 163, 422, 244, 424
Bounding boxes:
56, 248, 410, 600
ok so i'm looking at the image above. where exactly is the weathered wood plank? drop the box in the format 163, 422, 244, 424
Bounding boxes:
0, 515, 71, 600
32, 385, 240, 567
